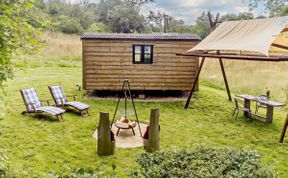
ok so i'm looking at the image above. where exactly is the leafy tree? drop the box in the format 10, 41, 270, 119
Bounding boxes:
147, 11, 192, 33
191, 12, 211, 39
88, 23, 110, 32
97, 0, 123, 24
244, 0, 288, 16
0, 0, 41, 86
54, 16, 84, 34
106, 3, 147, 33
124, 0, 154, 5
147, 11, 163, 32
220, 12, 254, 22
97, 0, 153, 33
191, 11, 254, 39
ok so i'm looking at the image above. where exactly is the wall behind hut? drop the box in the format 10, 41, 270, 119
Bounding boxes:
82, 39, 199, 90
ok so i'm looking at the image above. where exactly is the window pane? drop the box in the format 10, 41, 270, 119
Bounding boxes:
144, 46, 151, 53
144, 54, 151, 63
135, 46, 141, 53
135, 54, 141, 62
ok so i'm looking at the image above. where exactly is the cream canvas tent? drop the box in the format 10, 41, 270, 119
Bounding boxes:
187, 16, 288, 57
178, 16, 288, 108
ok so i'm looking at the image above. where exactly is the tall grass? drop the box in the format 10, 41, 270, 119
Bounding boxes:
14, 32, 82, 68
202, 59, 288, 102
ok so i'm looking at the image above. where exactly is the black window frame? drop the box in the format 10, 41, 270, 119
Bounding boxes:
132, 45, 153, 64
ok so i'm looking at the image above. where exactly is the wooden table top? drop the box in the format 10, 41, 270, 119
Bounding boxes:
236, 94, 286, 107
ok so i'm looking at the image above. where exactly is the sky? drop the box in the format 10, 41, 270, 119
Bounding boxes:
141, 0, 266, 24
71, 0, 267, 25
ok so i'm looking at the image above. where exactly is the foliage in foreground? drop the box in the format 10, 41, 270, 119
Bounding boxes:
136, 147, 275, 178
48, 165, 117, 178
0, 0, 41, 87
0, 148, 8, 178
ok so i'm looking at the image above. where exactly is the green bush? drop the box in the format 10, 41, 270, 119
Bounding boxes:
87, 23, 110, 33
0, 148, 8, 178
54, 16, 84, 34
136, 147, 275, 178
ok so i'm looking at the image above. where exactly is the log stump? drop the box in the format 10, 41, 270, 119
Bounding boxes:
144, 109, 160, 152
97, 112, 115, 156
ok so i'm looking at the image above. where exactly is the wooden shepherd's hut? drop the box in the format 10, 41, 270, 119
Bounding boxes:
81, 33, 201, 91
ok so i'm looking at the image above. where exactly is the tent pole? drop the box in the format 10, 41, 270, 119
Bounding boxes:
280, 114, 288, 143
185, 57, 206, 109
219, 58, 232, 101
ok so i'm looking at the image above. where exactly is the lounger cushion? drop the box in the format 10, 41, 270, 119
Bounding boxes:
49, 86, 68, 106
37, 106, 65, 116
21, 88, 42, 111
65, 101, 90, 111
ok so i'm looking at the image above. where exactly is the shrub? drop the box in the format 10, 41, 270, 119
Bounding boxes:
87, 23, 110, 33
53, 16, 84, 34
136, 147, 275, 178
0, 148, 8, 178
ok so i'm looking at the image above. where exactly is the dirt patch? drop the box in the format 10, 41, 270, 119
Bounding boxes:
93, 123, 148, 148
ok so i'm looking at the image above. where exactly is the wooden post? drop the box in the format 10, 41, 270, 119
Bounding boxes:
97, 112, 115, 156
185, 57, 205, 109
219, 58, 232, 101
244, 99, 251, 117
184, 12, 220, 109
280, 114, 288, 143
208, 11, 219, 31
144, 109, 160, 152
266, 105, 274, 123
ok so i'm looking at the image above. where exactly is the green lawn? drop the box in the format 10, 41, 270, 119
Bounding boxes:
0, 65, 288, 177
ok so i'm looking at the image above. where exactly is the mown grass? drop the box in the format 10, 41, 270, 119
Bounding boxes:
0, 32, 287, 177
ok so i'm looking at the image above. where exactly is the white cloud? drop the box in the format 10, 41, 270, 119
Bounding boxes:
142, 0, 266, 24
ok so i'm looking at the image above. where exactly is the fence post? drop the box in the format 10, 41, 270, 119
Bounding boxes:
97, 112, 115, 156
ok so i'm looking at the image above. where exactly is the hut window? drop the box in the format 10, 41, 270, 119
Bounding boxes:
133, 45, 153, 64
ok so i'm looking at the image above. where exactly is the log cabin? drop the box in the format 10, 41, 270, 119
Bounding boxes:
81, 33, 201, 91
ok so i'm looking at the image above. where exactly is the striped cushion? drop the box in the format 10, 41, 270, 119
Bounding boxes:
49, 86, 67, 106
21, 88, 42, 111
65, 101, 90, 110
37, 106, 65, 116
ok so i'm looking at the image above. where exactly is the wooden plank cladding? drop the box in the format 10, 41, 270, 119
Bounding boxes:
82, 33, 200, 91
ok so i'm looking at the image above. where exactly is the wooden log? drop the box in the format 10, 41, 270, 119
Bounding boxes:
280, 115, 288, 143
97, 112, 115, 156
144, 109, 160, 153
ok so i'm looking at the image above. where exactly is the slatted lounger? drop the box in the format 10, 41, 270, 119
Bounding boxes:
48, 85, 90, 117
20, 88, 65, 121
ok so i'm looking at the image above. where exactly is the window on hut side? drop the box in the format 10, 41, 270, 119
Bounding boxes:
133, 45, 153, 64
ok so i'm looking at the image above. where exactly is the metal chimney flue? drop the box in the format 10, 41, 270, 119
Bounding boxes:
163, 14, 169, 33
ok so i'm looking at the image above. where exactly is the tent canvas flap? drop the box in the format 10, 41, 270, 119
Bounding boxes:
187, 16, 288, 56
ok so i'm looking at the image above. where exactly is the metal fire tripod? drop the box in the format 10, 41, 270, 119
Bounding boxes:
111, 79, 142, 137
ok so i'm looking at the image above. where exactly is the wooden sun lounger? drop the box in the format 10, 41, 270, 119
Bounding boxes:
20, 88, 65, 121
48, 85, 90, 117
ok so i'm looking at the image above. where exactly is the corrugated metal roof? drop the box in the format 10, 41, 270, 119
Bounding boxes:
81, 33, 201, 41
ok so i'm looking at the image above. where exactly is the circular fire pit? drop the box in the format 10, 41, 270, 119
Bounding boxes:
93, 122, 148, 148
